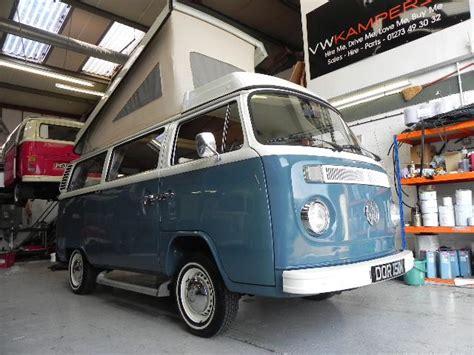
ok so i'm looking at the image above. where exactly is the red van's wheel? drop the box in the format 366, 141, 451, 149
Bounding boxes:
68, 250, 98, 295
175, 255, 239, 337
13, 184, 27, 207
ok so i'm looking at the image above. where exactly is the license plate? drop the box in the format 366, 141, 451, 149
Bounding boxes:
371, 260, 405, 283
55, 163, 67, 169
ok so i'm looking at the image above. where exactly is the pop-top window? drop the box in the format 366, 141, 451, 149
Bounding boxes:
39, 124, 80, 142
68, 153, 106, 192
107, 128, 165, 181
173, 102, 243, 165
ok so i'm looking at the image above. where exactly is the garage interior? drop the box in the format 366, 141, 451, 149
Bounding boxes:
0, 0, 473, 353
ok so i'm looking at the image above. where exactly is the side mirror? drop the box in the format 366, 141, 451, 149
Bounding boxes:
196, 132, 220, 160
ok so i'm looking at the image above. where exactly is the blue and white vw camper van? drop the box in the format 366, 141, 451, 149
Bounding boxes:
57, 72, 413, 337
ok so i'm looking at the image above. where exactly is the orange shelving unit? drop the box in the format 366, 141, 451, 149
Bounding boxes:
394, 120, 474, 288
405, 226, 474, 234
401, 171, 474, 186
397, 120, 474, 145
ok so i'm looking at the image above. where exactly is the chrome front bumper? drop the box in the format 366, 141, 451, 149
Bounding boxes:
282, 250, 414, 295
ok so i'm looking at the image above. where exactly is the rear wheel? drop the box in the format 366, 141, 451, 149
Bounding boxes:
175, 255, 239, 337
303, 292, 336, 301
68, 250, 98, 294
13, 184, 27, 207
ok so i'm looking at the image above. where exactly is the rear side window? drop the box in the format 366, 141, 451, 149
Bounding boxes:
39, 124, 80, 142
107, 128, 165, 181
173, 101, 243, 165
68, 153, 106, 191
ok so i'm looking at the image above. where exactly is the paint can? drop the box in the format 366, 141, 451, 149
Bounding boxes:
422, 213, 439, 227
420, 190, 437, 201
404, 106, 419, 127
420, 199, 438, 214
442, 197, 453, 207
439, 205, 455, 227
456, 189, 472, 206
455, 205, 471, 227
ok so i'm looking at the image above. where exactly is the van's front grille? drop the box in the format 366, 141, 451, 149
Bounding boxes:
59, 164, 73, 193
304, 165, 390, 188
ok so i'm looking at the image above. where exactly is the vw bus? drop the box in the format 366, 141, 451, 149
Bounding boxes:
1, 117, 83, 206
57, 72, 413, 337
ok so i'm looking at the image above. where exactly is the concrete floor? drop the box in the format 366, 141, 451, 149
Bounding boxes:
1, 261, 473, 354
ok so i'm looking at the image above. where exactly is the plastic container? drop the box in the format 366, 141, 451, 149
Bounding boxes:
426, 251, 437, 278
403, 259, 426, 286
458, 250, 472, 277
438, 250, 460, 279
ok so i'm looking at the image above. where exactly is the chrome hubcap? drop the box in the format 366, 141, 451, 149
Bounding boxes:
180, 266, 215, 324
70, 253, 83, 288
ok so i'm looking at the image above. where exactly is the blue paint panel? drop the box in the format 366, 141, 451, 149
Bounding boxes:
159, 157, 275, 286
57, 179, 161, 272
262, 155, 396, 270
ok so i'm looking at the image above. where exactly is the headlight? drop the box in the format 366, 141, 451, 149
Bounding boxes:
301, 200, 330, 235
390, 202, 401, 227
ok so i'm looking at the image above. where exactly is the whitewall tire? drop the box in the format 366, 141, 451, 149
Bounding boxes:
68, 249, 98, 295
175, 255, 239, 337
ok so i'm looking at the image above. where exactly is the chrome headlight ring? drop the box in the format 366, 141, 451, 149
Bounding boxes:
301, 200, 330, 235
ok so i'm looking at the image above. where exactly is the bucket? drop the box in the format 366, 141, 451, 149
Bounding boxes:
404, 259, 426, 286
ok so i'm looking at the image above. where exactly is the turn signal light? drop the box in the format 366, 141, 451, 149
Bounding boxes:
27, 155, 37, 173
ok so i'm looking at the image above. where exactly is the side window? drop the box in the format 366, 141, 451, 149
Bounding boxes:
173, 102, 243, 165
107, 128, 165, 181
68, 153, 107, 192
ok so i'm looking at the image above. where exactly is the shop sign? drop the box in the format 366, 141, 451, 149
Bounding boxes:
307, 0, 471, 79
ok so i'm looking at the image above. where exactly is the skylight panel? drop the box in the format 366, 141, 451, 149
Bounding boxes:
82, 22, 145, 77
2, 0, 70, 63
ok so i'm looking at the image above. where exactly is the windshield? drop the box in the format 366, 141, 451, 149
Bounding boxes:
249, 92, 372, 158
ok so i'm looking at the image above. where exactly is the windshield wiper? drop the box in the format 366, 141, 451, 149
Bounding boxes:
342, 144, 382, 162
267, 132, 343, 152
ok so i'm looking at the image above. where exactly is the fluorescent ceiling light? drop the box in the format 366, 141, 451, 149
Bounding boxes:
82, 22, 145, 77
56, 83, 104, 97
2, 0, 70, 63
331, 80, 411, 110
0, 58, 94, 87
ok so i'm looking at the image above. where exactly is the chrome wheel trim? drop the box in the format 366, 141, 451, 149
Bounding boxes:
177, 263, 216, 328
69, 252, 83, 289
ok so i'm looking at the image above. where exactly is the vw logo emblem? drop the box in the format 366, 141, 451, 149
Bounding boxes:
365, 200, 380, 226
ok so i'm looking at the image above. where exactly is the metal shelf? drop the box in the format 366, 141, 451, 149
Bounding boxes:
405, 226, 474, 234
397, 120, 474, 145
400, 171, 474, 186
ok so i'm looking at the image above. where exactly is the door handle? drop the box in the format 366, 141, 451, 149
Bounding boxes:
158, 190, 175, 201
143, 194, 160, 206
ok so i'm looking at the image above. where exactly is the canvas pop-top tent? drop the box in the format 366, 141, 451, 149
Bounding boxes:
75, 1, 267, 154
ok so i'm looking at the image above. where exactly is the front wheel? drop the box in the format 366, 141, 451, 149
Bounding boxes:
68, 250, 98, 295
303, 292, 335, 301
175, 255, 239, 337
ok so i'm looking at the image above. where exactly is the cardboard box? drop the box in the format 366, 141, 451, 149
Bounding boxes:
444, 151, 462, 172
410, 144, 434, 166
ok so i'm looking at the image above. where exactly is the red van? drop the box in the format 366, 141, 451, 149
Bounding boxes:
1, 117, 83, 206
